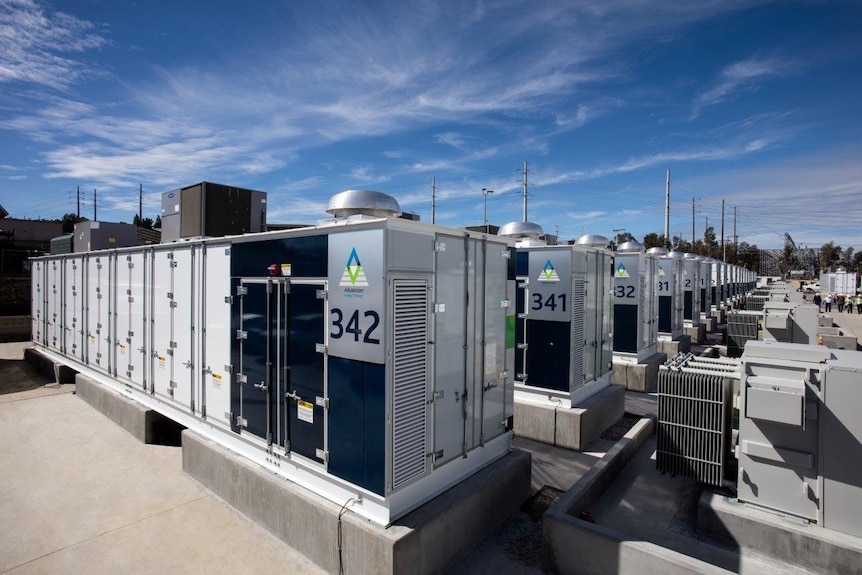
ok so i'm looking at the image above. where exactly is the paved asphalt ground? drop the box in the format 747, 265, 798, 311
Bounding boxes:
2, 305, 858, 574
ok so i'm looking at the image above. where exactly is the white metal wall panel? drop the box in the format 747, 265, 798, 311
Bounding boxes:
171, 247, 195, 410
86, 255, 109, 372
115, 252, 147, 388
151, 249, 175, 401
31, 260, 44, 344
480, 241, 510, 445
46, 259, 63, 353
200, 244, 232, 427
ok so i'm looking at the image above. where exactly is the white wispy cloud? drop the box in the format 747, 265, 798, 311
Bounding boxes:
692, 55, 799, 118
0, 0, 106, 89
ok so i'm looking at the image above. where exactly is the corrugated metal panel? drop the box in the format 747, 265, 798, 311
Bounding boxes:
656, 357, 738, 487
726, 311, 760, 357
392, 279, 429, 489
571, 278, 585, 385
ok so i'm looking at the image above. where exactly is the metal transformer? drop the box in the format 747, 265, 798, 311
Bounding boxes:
501, 223, 613, 407
613, 241, 658, 363
682, 253, 702, 327
31, 190, 516, 526
648, 248, 684, 340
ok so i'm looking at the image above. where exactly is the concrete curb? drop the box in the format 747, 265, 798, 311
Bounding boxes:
540, 417, 730, 575
75, 374, 184, 445
182, 430, 532, 575
24, 346, 77, 384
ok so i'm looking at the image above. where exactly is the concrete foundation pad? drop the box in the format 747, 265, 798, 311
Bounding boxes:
701, 316, 718, 333
24, 346, 77, 384
182, 430, 531, 575
612, 353, 667, 393
75, 374, 184, 445
684, 323, 707, 344
698, 493, 862, 575
657, 335, 692, 356
515, 385, 625, 451
820, 333, 857, 350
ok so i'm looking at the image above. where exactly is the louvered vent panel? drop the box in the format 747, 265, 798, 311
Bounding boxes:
656, 365, 735, 486
392, 279, 429, 490
571, 278, 585, 384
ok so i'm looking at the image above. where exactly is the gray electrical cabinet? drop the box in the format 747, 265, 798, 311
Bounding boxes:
73, 221, 138, 252
160, 182, 267, 242
648, 248, 684, 340
761, 301, 819, 345
682, 253, 702, 327
739, 341, 862, 538
699, 258, 712, 319
31, 190, 516, 526
613, 241, 658, 363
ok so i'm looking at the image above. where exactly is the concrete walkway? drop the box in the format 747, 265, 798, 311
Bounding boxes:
0, 344, 324, 575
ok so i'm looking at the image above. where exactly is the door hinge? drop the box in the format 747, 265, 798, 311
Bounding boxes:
236, 285, 248, 296
236, 415, 248, 428
315, 448, 329, 464
517, 343, 528, 350
236, 330, 248, 340
316, 289, 327, 300
224, 364, 234, 374
500, 249, 510, 259
500, 299, 510, 308
427, 390, 444, 404
224, 296, 233, 304
518, 280, 529, 288
315, 396, 329, 409
434, 241, 447, 252
428, 449, 444, 461
434, 303, 446, 313
236, 373, 247, 384
315, 343, 327, 354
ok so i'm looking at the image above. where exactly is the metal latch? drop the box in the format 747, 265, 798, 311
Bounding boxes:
315, 449, 329, 463
517, 343, 528, 350
236, 330, 248, 340
316, 289, 327, 300
236, 285, 248, 296
518, 281, 529, 288
434, 241, 446, 252
315, 396, 329, 409
428, 449, 444, 461
500, 299, 510, 308
315, 343, 327, 354
428, 390, 444, 404
254, 381, 267, 391
483, 382, 498, 392
434, 303, 446, 313
236, 415, 248, 428
236, 373, 247, 384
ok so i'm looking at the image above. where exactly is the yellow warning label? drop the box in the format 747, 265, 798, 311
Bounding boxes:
212, 373, 222, 381
158, 356, 166, 362
297, 400, 314, 424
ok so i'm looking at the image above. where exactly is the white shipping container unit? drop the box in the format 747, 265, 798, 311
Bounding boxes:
682, 253, 702, 328
500, 223, 613, 408
820, 270, 858, 295
613, 241, 659, 363
31, 191, 517, 526
648, 248, 685, 340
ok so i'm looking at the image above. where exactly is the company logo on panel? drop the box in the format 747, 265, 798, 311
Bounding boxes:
615, 262, 629, 278
657, 264, 666, 277
339, 247, 369, 287
538, 259, 560, 282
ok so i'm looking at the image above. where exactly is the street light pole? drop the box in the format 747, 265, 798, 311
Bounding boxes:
482, 188, 495, 227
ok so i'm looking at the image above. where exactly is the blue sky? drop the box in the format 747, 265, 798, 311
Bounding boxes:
1, 0, 861, 249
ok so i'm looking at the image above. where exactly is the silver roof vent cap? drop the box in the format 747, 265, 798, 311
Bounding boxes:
325, 190, 402, 218
498, 221, 545, 239
575, 234, 610, 248
617, 240, 644, 253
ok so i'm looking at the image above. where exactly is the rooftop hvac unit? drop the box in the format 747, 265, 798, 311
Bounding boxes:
31, 190, 516, 526
682, 253, 702, 327
656, 354, 740, 486
739, 341, 862, 538
613, 241, 659, 363
648, 248, 684, 340
160, 181, 267, 242
500, 223, 613, 407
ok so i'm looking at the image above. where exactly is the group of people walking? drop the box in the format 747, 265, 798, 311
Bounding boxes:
814, 293, 862, 314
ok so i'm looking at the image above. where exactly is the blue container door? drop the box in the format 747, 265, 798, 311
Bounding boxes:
285, 282, 326, 465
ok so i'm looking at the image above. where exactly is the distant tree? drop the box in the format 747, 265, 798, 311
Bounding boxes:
841, 246, 855, 269
736, 242, 760, 272
671, 235, 692, 253
820, 241, 842, 272
133, 214, 155, 229
642, 233, 666, 250
61, 213, 87, 234
155, 215, 161, 229
703, 226, 719, 258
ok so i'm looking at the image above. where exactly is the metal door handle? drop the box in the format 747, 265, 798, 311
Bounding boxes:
254, 381, 268, 391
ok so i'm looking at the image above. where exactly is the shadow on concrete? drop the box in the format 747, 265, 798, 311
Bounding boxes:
0, 357, 53, 395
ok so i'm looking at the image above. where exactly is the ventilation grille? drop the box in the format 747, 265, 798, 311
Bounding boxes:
726, 311, 760, 358
392, 279, 429, 490
571, 278, 585, 384
656, 364, 736, 486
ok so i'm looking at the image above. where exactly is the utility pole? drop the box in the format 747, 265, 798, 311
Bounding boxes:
733, 206, 737, 246
76, 186, 80, 218
522, 160, 528, 222
93, 188, 97, 221
431, 176, 436, 225
139, 183, 143, 221
692, 197, 695, 245
721, 199, 726, 261
664, 170, 670, 248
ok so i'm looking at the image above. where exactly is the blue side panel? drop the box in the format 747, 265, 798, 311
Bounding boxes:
658, 296, 672, 333
700, 288, 707, 313
613, 305, 638, 353
328, 357, 385, 496
231, 235, 328, 278
516, 251, 529, 277
683, 291, 693, 320
524, 319, 571, 392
